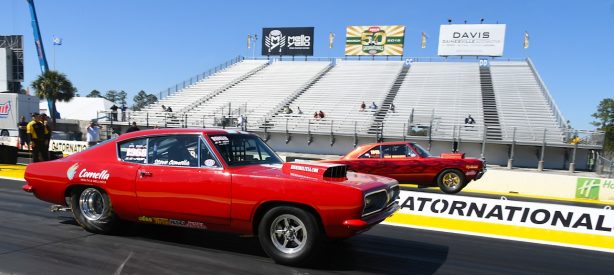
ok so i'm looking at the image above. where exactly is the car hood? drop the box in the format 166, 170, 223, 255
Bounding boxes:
228, 164, 398, 191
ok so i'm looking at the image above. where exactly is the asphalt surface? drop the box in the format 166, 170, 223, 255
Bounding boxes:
1, 178, 613, 275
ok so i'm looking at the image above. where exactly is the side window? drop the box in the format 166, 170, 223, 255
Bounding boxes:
118, 138, 147, 164
148, 135, 198, 167
382, 145, 408, 158
200, 139, 220, 168
359, 146, 381, 159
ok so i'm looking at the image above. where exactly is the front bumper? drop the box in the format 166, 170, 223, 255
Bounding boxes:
342, 202, 400, 233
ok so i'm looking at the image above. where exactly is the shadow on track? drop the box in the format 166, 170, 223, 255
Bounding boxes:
57, 217, 449, 274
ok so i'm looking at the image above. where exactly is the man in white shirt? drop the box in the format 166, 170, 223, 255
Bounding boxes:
86, 121, 101, 146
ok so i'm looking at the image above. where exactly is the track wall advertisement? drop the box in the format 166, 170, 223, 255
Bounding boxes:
345, 25, 405, 56
437, 24, 506, 56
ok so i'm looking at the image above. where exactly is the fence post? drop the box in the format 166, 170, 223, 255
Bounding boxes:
354, 121, 358, 147
480, 126, 487, 161
569, 142, 578, 173
508, 127, 516, 169
146, 112, 149, 127
538, 128, 547, 171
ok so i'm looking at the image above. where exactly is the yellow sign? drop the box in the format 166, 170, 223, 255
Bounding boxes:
345, 25, 405, 56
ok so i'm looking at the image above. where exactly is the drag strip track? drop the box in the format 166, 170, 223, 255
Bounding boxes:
1, 179, 613, 274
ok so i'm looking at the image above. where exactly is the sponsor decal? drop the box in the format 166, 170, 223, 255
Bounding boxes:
204, 159, 216, 167
290, 164, 319, 173
138, 216, 207, 229
67, 165, 110, 183
153, 159, 191, 166
398, 191, 614, 236
576, 177, 614, 200
345, 25, 405, 56
0, 101, 11, 118
210, 135, 230, 145
466, 165, 479, 169
67, 163, 79, 180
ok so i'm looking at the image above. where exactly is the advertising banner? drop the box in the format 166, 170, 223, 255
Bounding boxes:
261, 27, 314, 56
397, 190, 614, 236
345, 25, 405, 56
437, 24, 506, 56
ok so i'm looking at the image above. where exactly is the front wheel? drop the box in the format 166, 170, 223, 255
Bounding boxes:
70, 187, 120, 234
258, 206, 322, 266
436, 169, 466, 194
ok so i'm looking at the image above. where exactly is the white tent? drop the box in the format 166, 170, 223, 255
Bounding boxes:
39, 97, 116, 121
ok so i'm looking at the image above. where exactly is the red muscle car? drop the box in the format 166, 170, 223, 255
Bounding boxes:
322, 141, 485, 194
22, 129, 399, 266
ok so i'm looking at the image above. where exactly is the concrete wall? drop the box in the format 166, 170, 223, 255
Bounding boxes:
466, 168, 614, 203
255, 131, 591, 170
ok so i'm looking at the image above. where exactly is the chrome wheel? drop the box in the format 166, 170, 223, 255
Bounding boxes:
270, 214, 307, 254
442, 172, 461, 188
79, 188, 107, 221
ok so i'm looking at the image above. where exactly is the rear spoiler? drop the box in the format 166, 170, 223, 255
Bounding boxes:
282, 162, 347, 179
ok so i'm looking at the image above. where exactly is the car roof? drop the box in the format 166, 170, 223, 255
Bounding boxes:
117, 128, 250, 141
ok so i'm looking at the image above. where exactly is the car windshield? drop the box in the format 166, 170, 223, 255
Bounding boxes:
412, 143, 432, 157
208, 134, 283, 166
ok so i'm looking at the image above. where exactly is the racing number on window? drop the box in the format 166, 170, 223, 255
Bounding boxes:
118, 138, 147, 164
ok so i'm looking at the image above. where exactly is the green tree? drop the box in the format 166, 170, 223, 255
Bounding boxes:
592, 98, 614, 153
30, 70, 76, 125
117, 90, 128, 105
86, 89, 102, 98
104, 90, 118, 103
132, 90, 158, 111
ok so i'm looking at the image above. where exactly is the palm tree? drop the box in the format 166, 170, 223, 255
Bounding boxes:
31, 70, 76, 125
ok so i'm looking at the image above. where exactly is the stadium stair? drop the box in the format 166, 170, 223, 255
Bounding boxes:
368, 66, 410, 134
479, 66, 503, 140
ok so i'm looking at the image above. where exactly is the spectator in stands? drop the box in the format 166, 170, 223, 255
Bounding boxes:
297, 106, 303, 115
465, 114, 476, 125
389, 103, 396, 113
161, 105, 166, 112
369, 102, 378, 110
313, 111, 320, 120
360, 101, 366, 112
126, 122, 140, 133
110, 104, 119, 121
283, 106, 293, 114
86, 121, 101, 147
120, 104, 127, 122
166, 106, 173, 112
318, 110, 325, 119
17, 116, 29, 150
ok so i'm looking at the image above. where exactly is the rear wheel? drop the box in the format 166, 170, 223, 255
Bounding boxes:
258, 206, 322, 266
436, 169, 466, 194
70, 187, 120, 234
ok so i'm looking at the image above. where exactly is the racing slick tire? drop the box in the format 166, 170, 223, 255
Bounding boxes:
436, 169, 466, 194
70, 187, 120, 234
258, 206, 322, 266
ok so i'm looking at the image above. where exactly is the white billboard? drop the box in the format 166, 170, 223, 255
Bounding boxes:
438, 24, 506, 56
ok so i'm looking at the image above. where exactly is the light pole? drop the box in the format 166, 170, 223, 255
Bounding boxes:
247, 34, 258, 59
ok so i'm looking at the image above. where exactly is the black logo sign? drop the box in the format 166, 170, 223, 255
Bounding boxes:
261, 27, 314, 56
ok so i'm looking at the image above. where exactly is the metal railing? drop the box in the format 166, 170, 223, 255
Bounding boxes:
154, 55, 244, 101
596, 154, 614, 178
526, 58, 568, 130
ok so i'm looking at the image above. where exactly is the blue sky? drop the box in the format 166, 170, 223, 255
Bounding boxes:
2, 0, 613, 130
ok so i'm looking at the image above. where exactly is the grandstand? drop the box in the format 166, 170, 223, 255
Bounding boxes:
114, 57, 602, 169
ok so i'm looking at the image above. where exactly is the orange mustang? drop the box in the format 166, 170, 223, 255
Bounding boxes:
22, 129, 399, 266
322, 141, 486, 194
